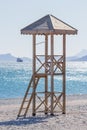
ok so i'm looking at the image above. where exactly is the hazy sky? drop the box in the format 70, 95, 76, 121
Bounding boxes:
0, 0, 87, 58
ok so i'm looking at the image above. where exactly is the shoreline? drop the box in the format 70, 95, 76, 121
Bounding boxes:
0, 94, 87, 130
0, 93, 87, 101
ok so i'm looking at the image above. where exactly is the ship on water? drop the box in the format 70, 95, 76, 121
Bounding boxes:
16, 58, 23, 62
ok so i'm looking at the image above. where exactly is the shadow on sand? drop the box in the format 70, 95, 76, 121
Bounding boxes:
0, 115, 55, 126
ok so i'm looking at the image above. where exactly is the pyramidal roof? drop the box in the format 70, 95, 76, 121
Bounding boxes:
21, 14, 77, 35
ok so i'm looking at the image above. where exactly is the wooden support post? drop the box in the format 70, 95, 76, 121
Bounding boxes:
32, 34, 36, 116
50, 35, 54, 115
45, 35, 48, 114
63, 34, 66, 114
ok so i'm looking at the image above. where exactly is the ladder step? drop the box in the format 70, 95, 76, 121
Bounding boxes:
17, 115, 26, 119
35, 73, 47, 77
24, 100, 29, 102
17, 74, 41, 118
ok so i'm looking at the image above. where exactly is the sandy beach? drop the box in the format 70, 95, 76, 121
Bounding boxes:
0, 95, 87, 130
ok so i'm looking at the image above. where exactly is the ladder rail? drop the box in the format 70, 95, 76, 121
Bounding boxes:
17, 76, 39, 118
17, 75, 33, 117
23, 78, 39, 116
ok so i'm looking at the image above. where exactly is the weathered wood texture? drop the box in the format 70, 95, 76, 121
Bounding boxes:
17, 15, 77, 118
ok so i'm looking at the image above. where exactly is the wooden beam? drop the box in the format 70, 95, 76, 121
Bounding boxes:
45, 35, 48, 114
50, 34, 54, 115
63, 34, 66, 114
32, 34, 36, 116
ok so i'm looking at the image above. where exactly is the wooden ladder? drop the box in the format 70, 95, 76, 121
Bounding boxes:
17, 75, 39, 119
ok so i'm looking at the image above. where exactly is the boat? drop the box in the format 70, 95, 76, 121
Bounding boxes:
17, 58, 23, 62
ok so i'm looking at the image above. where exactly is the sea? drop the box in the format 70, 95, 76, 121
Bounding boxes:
0, 61, 87, 99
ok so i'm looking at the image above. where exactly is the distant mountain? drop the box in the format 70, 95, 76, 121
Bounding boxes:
67, 49, 87, 61
66, 56, 78, 61
75, 49, 87, 58
22, 57, 31, 62
0, 53, 31, 62
1, 50, 87, 62
0, 53, 16, 61
75, 55, 87, 61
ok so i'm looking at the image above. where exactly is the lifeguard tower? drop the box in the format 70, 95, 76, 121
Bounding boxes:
17, 15, 77, 118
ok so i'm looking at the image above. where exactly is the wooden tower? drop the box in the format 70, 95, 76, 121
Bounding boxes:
17, 15, 77, 118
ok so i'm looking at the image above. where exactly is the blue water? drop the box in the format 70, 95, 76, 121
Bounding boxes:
0, 61, 87, 99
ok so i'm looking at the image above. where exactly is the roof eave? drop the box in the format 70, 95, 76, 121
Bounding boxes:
21, 29, 78, 35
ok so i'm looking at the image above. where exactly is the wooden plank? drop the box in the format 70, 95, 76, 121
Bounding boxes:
24, 77, 39, 116
17, 76, 33, 117
32, 34, 36, 116
35, 73, 47, 77
45, 35, 48, 114
62, 34, 66, 114
50, 34, 54, 115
